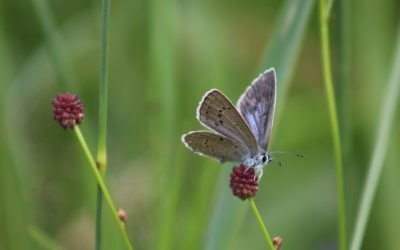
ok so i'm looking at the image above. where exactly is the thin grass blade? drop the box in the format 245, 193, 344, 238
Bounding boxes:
319, 0, 347, 248
350, 22, 400, 250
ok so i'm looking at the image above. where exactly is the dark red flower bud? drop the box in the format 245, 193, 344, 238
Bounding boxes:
52, 93, 84, 129
273, 236, 283, 250
229, 165, 258, 200
118, 209, 128, 224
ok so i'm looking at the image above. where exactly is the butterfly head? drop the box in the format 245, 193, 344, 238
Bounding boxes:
242, 152, 271, 180
261, 153, 271, 166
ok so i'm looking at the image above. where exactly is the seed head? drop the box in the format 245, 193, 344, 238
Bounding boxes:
52, 93, 84, 129
229, 165, 258, 200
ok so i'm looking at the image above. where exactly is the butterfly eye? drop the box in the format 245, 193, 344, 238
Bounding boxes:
262, 155, 267, 163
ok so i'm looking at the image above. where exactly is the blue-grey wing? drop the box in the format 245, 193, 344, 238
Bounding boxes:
237, 68, 276, 151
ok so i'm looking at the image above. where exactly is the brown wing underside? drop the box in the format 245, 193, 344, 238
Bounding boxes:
182, 131, 250, 163
196, 89, 259, 156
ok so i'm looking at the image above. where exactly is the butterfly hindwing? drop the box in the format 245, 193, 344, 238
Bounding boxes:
182, 131, 250, 163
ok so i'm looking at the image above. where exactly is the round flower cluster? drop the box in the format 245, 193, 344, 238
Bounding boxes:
229, 165, 259, 200
52, 93, 84, 129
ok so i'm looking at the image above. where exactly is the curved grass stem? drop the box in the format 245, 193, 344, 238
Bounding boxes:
350, 24, 400, 250
248, 198, 275, 249
319, 0, 346, 249
74, 126, 133, 250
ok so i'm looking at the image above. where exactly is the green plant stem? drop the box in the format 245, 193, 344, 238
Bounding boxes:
319, 1, 346, 250
74, 126, 133, 250
248, 198, 275, 250
95, 0, 110, 248
350, 24, 400, 250
97, 0, 109, 170
326, 0, 335, 18
95, 185, 103, 250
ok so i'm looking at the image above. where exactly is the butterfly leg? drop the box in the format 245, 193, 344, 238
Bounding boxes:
254, 165, 263, 181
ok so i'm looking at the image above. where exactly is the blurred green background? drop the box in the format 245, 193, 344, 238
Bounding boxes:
1, 0, 400, 249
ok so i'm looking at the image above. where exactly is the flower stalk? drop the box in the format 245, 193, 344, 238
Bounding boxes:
73, 126, 133, 250
248, 198, 275, 250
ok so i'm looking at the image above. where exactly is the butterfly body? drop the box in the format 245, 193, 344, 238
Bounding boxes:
182, 68, 277, 179
243, 152, 270, 178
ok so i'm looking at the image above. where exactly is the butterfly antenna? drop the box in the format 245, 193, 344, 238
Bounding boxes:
274, 159, 282, 167
269, 151, 304, 158
268, 156, 282, 167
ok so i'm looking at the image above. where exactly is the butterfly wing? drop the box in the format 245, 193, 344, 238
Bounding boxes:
237, 68, 276, 151
182, 131, 251, 163
196, 89, 259, 157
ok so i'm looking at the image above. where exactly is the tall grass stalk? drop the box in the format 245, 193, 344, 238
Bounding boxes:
95, 0, 110, 248
319, 0, 346, 249
326, 0, 335, 17
74, 126, 133, 250
350, 23, 400, 250
248, 198, 275, 250
336, 0, 352, 166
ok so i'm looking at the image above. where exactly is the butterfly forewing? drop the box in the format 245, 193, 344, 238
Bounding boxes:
237, 68, 276, 151
182, 131, 251, 163
197, 89, 259, 156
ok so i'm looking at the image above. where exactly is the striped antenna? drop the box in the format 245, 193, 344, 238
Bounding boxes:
269, 151, 304, 158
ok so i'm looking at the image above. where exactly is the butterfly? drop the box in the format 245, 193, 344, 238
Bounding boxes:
181, 68, 277, 179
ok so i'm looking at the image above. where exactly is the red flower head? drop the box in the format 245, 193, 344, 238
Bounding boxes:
52, 93, 84, 129
229, 165, 259, 200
